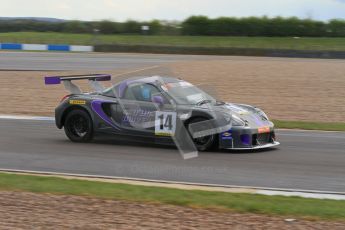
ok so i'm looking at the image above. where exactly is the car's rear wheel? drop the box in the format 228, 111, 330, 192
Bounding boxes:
64, 109, 93, 142
187, 117, 216, 151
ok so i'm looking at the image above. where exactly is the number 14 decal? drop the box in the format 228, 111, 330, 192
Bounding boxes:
155, 111, 177, 136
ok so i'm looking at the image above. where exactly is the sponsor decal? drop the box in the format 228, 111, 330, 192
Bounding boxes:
69, 100, 86, 105
258, 126, 270, 133
221, 130, 232, 140
163, 81, 192, 91
122, 109, 152, 125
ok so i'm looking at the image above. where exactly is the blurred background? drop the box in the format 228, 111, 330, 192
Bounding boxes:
0, 0, 345, 51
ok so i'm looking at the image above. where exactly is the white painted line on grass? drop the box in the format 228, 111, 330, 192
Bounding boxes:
256, 190, 345, 201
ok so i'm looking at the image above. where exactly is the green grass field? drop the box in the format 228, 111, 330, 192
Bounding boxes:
1, 172, 345, 220
1, 32, 345, 51
274, 120, 345, 131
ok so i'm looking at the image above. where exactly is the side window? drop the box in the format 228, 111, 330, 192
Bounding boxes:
123, 85, 137, 100
102, 85, 118, 98
123, 83, 161, 102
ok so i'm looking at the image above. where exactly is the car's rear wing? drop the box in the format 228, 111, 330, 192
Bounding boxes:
45, 74, 111, 94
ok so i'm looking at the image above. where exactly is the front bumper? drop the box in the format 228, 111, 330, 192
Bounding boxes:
219, 126, 278, 149
225, 141, 280, 150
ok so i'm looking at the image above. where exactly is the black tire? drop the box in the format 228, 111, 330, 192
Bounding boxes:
64, 109, 93, 142
187, 117, 216, 151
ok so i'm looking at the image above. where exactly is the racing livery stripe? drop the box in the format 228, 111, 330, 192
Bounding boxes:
91, 100, 120, 130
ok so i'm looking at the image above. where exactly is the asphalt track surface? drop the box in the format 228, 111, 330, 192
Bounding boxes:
1, 51, 341, 71
0, 118, 344, 193
0, 51, 220, 71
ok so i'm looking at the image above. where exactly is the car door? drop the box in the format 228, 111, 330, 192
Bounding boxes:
112, 82, 170, 136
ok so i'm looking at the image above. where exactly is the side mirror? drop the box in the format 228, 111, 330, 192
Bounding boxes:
152, 95, 164, 105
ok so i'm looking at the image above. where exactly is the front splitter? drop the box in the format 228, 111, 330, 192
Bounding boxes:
225, 141, 280, 150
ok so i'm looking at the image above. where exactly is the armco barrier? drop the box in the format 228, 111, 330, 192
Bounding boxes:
1, 42, 345, 59
1, 43, 22, 50
47, 44, 70, 51
0, 43, 93, 52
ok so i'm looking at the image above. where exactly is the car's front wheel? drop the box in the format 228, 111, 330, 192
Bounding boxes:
187, 117, 216, 151
64, 109, 93, 142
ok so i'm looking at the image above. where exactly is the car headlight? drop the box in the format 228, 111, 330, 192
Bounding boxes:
255, 108, 269, 121
231, 114, 246, 126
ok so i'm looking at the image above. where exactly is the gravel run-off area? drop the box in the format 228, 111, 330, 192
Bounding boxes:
1, 57, 344, 122
0, 191, 345, 230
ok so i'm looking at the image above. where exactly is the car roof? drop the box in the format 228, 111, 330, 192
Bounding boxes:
119, 76, 180, 84
116, 76, 181, 98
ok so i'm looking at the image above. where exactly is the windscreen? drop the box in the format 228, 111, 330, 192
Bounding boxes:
161, 81, 216, 105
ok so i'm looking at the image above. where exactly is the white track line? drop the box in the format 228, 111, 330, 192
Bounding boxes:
257, 190, 345, 200
0, 168, 344, 200
277, 128, 343, 133
0, 115, 54, 121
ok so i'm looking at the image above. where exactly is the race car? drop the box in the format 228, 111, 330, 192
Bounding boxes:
45, 74, 279, 152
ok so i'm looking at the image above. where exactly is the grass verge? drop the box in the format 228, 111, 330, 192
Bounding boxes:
0, 172, 344, 220
274, 120, 345, 131
1, 32, 345, 51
